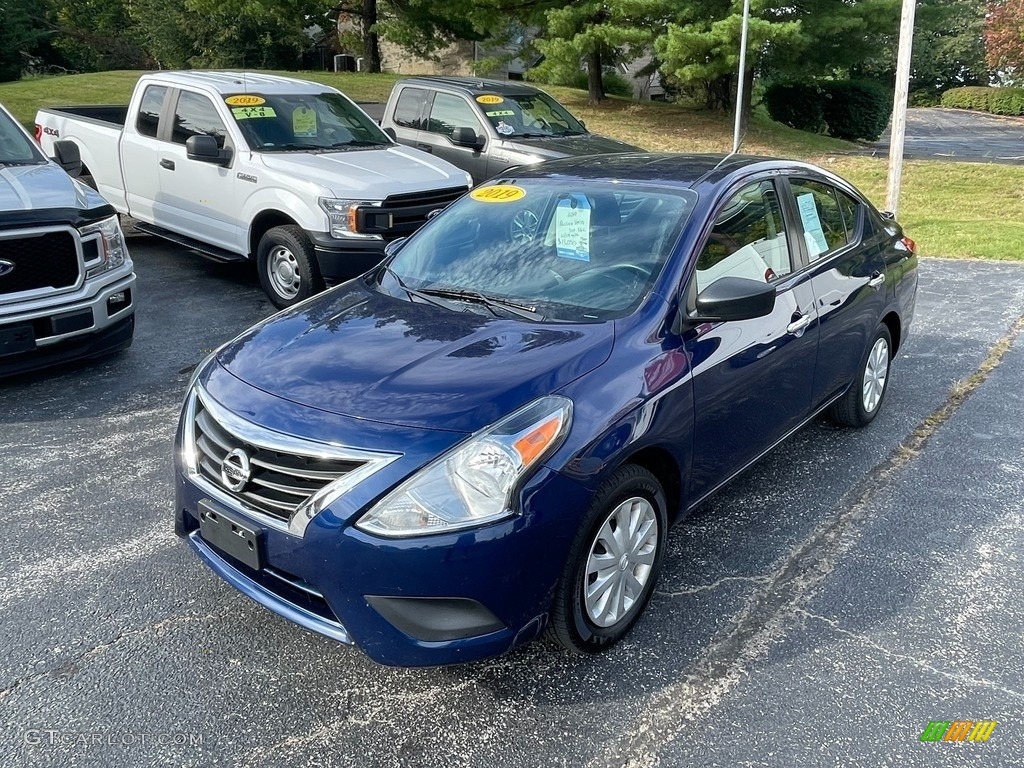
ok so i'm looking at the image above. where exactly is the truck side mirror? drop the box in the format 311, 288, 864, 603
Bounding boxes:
451, 127, 484, 150
51, 140, 82, 177
186, 135, 232, 166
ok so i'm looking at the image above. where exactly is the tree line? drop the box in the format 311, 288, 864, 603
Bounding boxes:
2, 0, 1021, 104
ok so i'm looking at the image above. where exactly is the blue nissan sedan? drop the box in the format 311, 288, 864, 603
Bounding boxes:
175, 154, 918, 666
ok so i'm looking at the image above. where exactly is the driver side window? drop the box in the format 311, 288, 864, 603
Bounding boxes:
425, 93, 483, 140
694, 180, 792, 293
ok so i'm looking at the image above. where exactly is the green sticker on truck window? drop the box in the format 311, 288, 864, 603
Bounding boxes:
232, 106, 277, 120
485, 109, 515, 117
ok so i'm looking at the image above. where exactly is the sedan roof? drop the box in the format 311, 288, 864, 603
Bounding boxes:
505, 153, 803, 189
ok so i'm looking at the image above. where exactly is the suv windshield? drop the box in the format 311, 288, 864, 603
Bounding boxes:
0, 109, 45, 165
478, 92, 587, 138
226, 92, 391, 152
384, 180, 696, 322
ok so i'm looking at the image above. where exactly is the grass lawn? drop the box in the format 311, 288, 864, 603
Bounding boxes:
2, 70, 1021, 261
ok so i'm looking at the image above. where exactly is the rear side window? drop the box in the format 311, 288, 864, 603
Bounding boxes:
425, 93, 482, 138
171, 92, 228, 148
836, 189, 861, 240
393, 88, 426, 129
788, 179, 849, 260
136, 85, 167, 139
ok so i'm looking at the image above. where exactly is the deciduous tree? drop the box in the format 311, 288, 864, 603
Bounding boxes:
986, 0, 1024, 83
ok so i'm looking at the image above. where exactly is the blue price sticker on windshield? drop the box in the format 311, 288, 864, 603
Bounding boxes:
555, 195, 591, 261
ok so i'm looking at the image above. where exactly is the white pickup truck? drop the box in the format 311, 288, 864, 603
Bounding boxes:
35, 71, 472, 307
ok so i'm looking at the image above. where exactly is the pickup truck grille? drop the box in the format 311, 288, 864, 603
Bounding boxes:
0, 230, 80, 297
359, 186, 468, 240
193, 399, 366, 523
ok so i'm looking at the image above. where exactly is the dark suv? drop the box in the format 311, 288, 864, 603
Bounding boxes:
379, 76, 640, 183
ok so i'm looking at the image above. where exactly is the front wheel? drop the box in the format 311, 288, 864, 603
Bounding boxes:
256, 225, 323, 309
546, 465, 668, 653
828, 324, 892, 427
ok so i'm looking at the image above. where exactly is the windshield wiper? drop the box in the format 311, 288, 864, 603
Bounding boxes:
0, 159, 43, 166
419, 286, 543, 320
384, 267, 461, 311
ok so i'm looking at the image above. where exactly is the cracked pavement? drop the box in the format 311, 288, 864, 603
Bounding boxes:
870, 107, 1024, 165
1, 239, 1023, 767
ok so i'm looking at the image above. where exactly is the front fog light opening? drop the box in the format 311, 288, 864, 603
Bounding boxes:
106, 288, 131, 316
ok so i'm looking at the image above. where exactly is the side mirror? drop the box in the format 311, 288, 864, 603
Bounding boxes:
451, 127, 484, 150
384, 237, 408, 258
383, 126, 397, 141
674, 276, 776, 333
51, 140, 82, 177
186, 135, 232, 166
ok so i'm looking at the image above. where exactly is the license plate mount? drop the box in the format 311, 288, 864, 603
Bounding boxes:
198, 500, 262, 571
0, 324, 35, 358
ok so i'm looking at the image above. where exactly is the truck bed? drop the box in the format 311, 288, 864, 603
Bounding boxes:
40, 105, 129, 129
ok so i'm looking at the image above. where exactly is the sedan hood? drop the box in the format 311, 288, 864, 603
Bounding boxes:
504, 133, 639, 160
0, 163, 107, 213
218, 281, 613, 433
258, 145, 470, 198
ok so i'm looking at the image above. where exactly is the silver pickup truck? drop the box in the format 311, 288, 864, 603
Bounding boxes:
376, 77, 641, 184
1, 103, 135, 377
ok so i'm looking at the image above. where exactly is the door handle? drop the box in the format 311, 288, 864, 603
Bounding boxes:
159, 159, 175, 170
415, 143, 433, 153
868, 271, 885, 288
787, 313, 812, 334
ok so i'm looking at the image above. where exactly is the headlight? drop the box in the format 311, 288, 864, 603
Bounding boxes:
357, 396, 573, 537
80, 215, 129, 278
319, 197, 381, 239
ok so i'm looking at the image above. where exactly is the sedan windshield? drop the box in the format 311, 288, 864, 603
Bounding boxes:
226, 92, 391, 151
0, 110, 45, 165
384, 180, 696, 322
479, 92, 587, 138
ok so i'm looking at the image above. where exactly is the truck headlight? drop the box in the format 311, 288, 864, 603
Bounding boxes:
319, 197, 381, 239
81, 215, 129, 278
356, 396, 573, 537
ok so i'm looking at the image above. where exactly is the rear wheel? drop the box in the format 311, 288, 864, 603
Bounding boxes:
828, 324, 892, 427
256, 225, 323, 309
546, 465, 668, 653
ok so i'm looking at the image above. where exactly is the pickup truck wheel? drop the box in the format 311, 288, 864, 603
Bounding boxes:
257, 226, 323, 309
546, 465, 667, 654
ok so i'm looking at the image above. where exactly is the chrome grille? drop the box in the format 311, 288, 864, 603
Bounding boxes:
193, 398, 366, 522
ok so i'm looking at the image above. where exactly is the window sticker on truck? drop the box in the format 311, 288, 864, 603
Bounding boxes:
485, 110, 515, 117
232, 106, 277, 120
470, 185, 526, 203
476, 95, 504, 105
225, 95, 266, 107
292, 107, 318, 137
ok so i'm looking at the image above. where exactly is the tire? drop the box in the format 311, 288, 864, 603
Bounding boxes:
828, 324, 893, 427
546, 465, 668, 654
256, 225, 324, 309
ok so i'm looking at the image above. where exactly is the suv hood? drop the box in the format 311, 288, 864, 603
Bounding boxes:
258, 145, 471, 198
217, 281, 613, 433
503, 133, 639, 160
0, 163, 107, 213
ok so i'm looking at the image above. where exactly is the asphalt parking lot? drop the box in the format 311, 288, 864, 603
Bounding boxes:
2, 236, 1023, 767
872, 107, 1024, 164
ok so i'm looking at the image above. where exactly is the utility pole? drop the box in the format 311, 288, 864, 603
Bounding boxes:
732, 0, 751, 154
885, 0, 917, 216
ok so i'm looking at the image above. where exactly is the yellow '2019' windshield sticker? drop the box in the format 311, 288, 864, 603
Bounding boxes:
232, 106, 277, 120
470, 185, 526, 203
225, 95, 266, 107
476, 95, 504, 105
